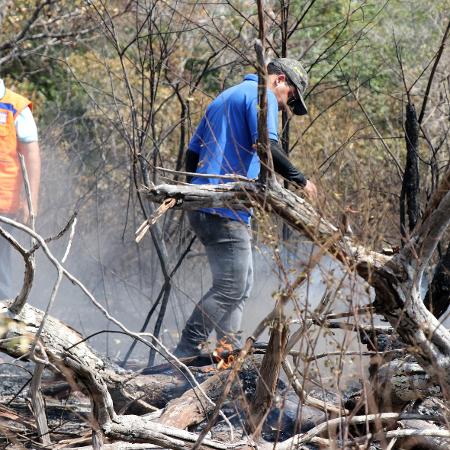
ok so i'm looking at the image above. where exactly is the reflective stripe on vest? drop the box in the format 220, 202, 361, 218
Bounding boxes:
0, 89, 32, 214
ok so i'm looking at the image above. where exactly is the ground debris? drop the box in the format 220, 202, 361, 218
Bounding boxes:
0, 360, 91, 447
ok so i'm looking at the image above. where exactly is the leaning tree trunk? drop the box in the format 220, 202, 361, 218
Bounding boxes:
143, 169, 450, 388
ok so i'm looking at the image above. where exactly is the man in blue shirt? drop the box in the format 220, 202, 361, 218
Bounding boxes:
174, 58, 317, 357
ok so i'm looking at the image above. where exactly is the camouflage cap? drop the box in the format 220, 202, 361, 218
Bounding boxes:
271, 58, 308, 115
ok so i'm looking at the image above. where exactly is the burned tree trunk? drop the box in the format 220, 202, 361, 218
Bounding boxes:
424, 242, 450, 319
248, 316, 288, 437
400, 102, 420, 239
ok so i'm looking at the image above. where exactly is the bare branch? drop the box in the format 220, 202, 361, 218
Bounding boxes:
0, 225, 34, 315
418, 20, 450, 124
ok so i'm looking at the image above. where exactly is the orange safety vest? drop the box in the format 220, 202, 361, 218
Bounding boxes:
0, 89, 32, 214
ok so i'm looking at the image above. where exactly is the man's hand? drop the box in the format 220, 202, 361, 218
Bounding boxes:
303, 179, 318, 201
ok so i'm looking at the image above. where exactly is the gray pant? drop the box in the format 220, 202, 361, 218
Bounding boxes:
0, 222, 13, 300
175, 211, 253, 356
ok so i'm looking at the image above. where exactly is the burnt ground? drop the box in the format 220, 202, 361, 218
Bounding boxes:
0, 354, 366, 450
0, 358, 91, 448
0, 356, 323, 448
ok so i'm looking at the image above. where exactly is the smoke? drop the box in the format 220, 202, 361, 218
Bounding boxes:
5, 108, 372, 386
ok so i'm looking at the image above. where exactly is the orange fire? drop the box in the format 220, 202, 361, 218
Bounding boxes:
213, 339, 235, 370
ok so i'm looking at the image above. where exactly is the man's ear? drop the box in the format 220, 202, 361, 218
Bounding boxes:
277, 73, 286, 84
269, 73, 286, 89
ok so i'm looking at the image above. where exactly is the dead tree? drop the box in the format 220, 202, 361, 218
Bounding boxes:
143, 172, 450, 387
424, 242, 450, 318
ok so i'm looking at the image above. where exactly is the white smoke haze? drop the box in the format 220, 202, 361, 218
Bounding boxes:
8, 131, 373, 389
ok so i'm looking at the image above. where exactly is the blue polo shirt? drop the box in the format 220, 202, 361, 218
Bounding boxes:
189, 74, 279, 223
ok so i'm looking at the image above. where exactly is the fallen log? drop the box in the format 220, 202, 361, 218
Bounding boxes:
143, 182, 391, 275
1, 298, 278, 432
158, 370, 232, 429
397, 418, 448, 450
374, 358, 442, 407
0, 302, 244, 448
0, 301, 191, 414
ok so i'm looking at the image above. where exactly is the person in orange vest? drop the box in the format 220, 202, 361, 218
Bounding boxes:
0, 79, 41, 299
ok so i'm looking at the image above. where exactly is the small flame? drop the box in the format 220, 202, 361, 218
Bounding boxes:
213, 338, 235, 370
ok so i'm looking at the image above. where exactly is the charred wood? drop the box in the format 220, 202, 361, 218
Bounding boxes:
158, 370, 232, 429
373, 358, 441, 408
248, 317, 288, 436
424, 241, 450, 319
400, 102, 420, 238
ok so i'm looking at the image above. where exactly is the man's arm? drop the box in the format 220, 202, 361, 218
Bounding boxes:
15, 106, 40, 222
270, 139, 317, 199
17, 141, 41, 221
185, 149, 199, 183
